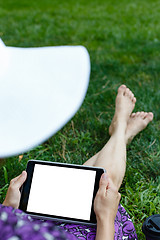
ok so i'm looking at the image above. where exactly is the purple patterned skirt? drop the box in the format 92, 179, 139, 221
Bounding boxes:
0, 204, 137, 240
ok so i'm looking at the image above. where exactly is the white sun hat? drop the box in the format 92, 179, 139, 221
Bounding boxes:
0, 39, 90, 158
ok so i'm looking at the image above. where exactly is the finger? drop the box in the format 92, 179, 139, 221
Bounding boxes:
105, 176, 118, 192
14, 171, 27, 189
10, 174, 22, 184
98, 173, 109, 196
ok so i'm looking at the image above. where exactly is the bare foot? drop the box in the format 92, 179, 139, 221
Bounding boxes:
109, 85, 136, 135
125, 112, 153, 144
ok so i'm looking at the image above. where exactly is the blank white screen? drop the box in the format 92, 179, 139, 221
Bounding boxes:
27, 164, 96, 220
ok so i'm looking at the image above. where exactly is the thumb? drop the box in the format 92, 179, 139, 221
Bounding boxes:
98, 173, 109, 196
14, 171, 27, 188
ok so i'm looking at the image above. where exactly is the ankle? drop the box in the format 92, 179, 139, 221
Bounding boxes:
114, 122, 127, 135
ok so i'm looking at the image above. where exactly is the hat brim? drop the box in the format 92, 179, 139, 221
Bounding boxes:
0, 40, 90, 157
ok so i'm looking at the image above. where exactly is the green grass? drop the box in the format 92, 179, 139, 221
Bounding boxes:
0, 0, 160, 239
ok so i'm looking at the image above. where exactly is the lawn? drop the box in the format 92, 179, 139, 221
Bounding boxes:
0, 0, 160, 239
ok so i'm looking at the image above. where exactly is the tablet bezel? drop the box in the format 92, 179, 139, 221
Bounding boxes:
19, 160, 105, 225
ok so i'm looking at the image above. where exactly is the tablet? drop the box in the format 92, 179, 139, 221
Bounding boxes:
19, 160, 105, 225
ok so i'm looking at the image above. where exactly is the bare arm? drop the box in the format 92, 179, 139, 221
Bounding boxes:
94, 173, 121, 240
96, 218, 115, 240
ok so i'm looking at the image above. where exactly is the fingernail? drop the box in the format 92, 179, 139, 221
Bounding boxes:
22, 171, 26, 176
102, 173, 107, 179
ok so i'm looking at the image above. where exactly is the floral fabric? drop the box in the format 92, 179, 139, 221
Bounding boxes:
55, 204, 137, 240
0, 204, 76, 240
0, 204, 137, 240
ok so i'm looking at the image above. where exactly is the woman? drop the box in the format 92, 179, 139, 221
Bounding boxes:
1, 85, 153, 240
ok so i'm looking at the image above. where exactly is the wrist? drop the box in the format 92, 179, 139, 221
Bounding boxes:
96, 217, 115, 240
97, 218, 115, 229
96, 213, 115, 226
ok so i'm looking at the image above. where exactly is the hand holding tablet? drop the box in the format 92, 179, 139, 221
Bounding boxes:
19, 160, 105, 225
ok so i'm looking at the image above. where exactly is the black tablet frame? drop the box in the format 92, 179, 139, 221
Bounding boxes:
19, 160, 105, 225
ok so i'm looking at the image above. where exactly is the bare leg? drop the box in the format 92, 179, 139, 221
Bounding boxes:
84, 85, 136, 189
84, 87, 153, 190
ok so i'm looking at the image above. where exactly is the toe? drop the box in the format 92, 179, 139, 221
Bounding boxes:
130, 91, 136, 102
124, 88, 135, 101
139, 111, 145, 118
143, 112, 148, 119
135, 112, 140, 117
131, 93, 135, 102
147, 112, 154, 121
124, 88, 130, 97
131, 112, 136, 117
143, 112, 153, 126
131, 92, 134, 99
133, 97, 136, 103
118, 85, 126, 95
